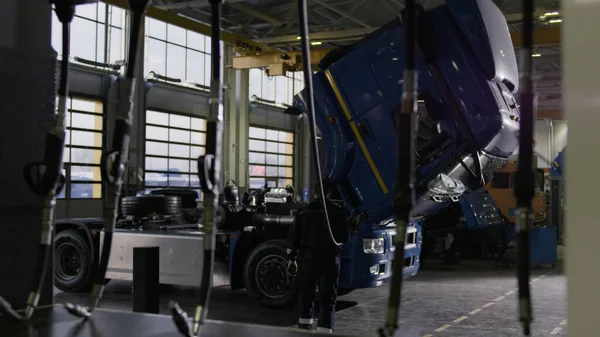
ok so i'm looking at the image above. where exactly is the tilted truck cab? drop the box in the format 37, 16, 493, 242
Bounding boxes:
293, 0, 520, 281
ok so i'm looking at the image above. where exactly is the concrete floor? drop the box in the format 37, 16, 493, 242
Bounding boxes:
54, 260, 566, 337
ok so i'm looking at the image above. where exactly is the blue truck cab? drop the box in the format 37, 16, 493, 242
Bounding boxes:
550, 147, 566, 178
293, 0, 521, 285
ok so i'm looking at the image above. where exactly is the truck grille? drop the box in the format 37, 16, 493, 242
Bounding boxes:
390, 226, 418, 250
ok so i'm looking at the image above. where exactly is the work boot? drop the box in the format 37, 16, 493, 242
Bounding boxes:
316, 327, 333, 334
298, 318, 313, 330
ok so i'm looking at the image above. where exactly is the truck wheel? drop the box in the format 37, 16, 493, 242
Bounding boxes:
243, 240, 298, 308
54, 230, 93, 292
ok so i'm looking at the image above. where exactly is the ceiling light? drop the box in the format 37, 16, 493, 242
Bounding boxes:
311, 41, 322, 46
543, 11, 560, 17
548, 19, 562, 23
532, 53, 541, 57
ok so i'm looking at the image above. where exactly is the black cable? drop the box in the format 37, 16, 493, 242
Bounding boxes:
63, 0, 151, 319
297, 0, 341, 247
171, 1, 223, 335
378, 1, 417, 336
515, 0, 535, 335
0, 2, 75, 321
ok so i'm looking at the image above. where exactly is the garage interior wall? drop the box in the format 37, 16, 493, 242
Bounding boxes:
512, 119, 568, 168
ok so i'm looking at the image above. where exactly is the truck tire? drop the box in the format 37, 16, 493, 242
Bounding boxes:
54, 230, 93, 292
121, 195, 182, 216
147, 188, 198, 209
243, 239, 298, 308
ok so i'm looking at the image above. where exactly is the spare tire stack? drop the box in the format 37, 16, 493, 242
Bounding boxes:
120, 195, 183, 217
144, 188, 198, 209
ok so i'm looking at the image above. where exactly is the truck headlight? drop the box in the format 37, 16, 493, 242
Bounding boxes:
363, 238, 385, 254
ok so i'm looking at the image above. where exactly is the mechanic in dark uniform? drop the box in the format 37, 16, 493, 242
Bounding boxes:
286, 179, 350, 333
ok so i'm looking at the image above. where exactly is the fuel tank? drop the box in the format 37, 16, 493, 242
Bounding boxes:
293, 0, 520, 224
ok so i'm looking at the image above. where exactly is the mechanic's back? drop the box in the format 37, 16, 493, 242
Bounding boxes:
287, 180, 350, 333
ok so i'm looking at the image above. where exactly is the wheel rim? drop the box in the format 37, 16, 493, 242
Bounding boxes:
56, 242, 82, 281
254, 254, 295, 299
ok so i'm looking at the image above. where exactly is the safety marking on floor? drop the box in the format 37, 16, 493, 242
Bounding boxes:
550, 327, 562, 334
561, 319, 567, 326
425, 270, 555, 335
434, 324, 452, 332
469, 308, 482, 315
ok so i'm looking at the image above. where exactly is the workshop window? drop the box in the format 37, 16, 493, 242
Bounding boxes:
144, 18, 223, 88
144, 110, 206, 200
249, 70, 304, 107
51, 2, 127, 67
57, 96, 105, 199
248, 126, 294, 190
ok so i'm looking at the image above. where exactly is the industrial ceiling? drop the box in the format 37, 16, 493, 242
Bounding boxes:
138, 0, 564, 112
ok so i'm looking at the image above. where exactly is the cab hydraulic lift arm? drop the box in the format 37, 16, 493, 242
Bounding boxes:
63, 0, 152, 319
0, 0, 97, 321
379, 1, 417, 336
515, 0, 535, 335
170, 1, 224, 336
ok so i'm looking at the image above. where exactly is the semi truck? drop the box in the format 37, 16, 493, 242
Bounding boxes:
53, 0, 521, 308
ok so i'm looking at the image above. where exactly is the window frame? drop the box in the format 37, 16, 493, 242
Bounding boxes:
249, 69, 304, 108
144, 17, 223, 90
59, 92, 107, 200
143, 107, 208, 200
247, 124, 295, 191
52, 2, 127, 68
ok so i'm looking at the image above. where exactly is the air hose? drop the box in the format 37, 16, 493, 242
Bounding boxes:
170, 1, 224, 336
514, 0, 535, 334
0, 0, 90, 321
378, 1, 418, 336
63, 0, 151, 319
297, 0, 342, 247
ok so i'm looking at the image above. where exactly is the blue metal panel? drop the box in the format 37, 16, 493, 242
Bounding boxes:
530, 226, 558, 265
550, 147, 566, 178
458, 192, 504, 230
504, 225, 558, 265
228, 231, 241, 283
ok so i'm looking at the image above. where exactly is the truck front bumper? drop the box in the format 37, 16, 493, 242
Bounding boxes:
339, 223, 422, 289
